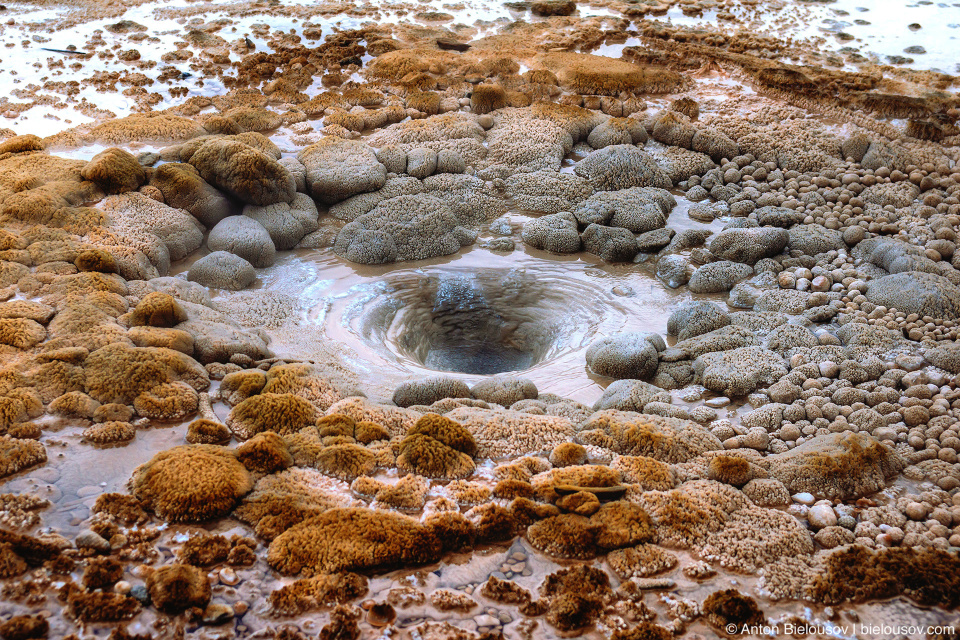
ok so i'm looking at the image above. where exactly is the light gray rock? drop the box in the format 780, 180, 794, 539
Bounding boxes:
187, 251, 256, 290
298, 137, 387, 204
709, 227, 789, 265
755, 206, 804, 228
688, 261, 753, 293
657, 255, 693, 289
279, 156, 308, 193
393, 376, 472, 407
788, 224, 845, 255
521, 212, 581, 253
925, 342, 960, 373
586, 332, 664, 379
470, 376, 538, 406
573, 145, 672, 191
436, 149, 466, 174
663, 324, 759, 362
651, 360, 695, 390
574, 187, 675, 234
636, 228, 675, 252
693, 346, 788, 396
242, 192, 319, 250
741, 403, 786, 432
376, 145, 407, 174
591, 379, 671, 412
667, 301, 730, 341
504, 171, 593, 214
866, 271, 960, 321
334, 194, 473, 264
328, 176, 425, 222
207, 216, 277, 268
406, 147, 438, 179
177, 318, 272, 363
754, 289, 811, 314
581, 224, 638, 262
764, 323, 819, 356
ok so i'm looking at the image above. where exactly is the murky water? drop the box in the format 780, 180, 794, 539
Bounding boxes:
187, 189, 727, 405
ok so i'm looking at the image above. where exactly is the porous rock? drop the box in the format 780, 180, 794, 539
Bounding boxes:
298, 138, 387, 204
693, 346, 787, 396
190, 138, 296, 206
768, 432, 906, 501
688, 261, 753, 293
470, 376, 537, 406
709, 227, 788, 265
573, 145, 671, 191
592, 380, 670, 412
207, 216, 277, 268
581, 224, 638, 262
240, 193, 318, 251
667, 301, 730, 341
586, 333, 664, 380
866, 271, 960, 321
521, 212, 581, 253
393, 377, 472, 408
334, 195, 474, 264
187, 251, 256, 290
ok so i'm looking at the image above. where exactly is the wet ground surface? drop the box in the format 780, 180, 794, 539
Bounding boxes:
0, 0, 959, 637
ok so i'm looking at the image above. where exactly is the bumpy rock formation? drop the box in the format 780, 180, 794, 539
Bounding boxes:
574, 146, 672, 191
522, 212, 581, 253
187, 251, 256, 290
586, 333, 664, 380
396, 413, 478, 479
267, 507, 444, 576
709, 227, 789, 265
298, 138, 387, 204
207, 216, 277, 268
129, 445, 253, 522
866, 272, 960, 321
768, 432, 906, 500
189, 137, 296, 206
334, 195, 475, 264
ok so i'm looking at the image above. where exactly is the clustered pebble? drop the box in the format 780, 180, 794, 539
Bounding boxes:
0, 0, 957, 638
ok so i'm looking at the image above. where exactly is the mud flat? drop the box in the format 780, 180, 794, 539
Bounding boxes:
0, 0, 959, 638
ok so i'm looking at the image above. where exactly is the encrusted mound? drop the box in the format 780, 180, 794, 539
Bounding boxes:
866, 271, 960, 321
333, 194, 475, 264
810, 544, 960, 608
396, 413, 477, 479
578, 411, 723, 463
266, 507, 444, 576
445, 406, 576, 459
297, 137, 386, 204
768, 432, 906, 501
146, 564, 212, 613
129, 445, 253, 522
268, 572, 368, 616
188, 138, 295, 206
233, 467, 359, 540
526, 501, 654, 559
0, 436, 46, 478
226, 392, 317, 440
535, 53, 685, 96
574, 145, 672, 191
633, 479, 813, 570
83, 343, 209, 405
